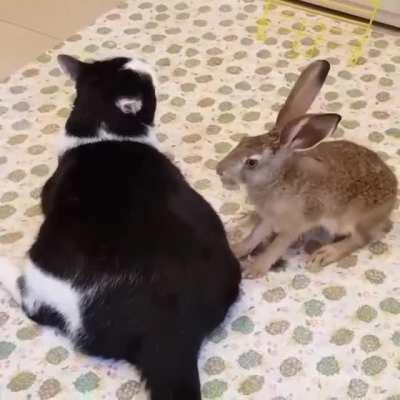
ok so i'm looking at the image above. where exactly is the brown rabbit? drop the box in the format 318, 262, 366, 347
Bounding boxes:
217, 60, 398, 279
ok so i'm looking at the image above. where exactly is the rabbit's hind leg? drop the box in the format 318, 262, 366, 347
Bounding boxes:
308, 206, 393, 269
359, 217, 392, 243
307, 230, 366, 269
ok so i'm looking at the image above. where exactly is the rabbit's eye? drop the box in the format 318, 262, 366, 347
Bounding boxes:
245, 158, 258, 169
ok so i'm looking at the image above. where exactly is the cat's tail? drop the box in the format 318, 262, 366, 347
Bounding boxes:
145, 360, 201, 400
134, 333, 202, 400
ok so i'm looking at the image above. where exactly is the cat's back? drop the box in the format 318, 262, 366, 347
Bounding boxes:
57, 141, 180, 212
31, 141, 229, 280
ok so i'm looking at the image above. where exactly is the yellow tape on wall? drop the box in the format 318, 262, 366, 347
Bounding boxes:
256, 0, 381, 66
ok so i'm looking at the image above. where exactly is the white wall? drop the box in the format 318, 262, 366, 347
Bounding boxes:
349, 0, 400, 12
302, 0, 400, 27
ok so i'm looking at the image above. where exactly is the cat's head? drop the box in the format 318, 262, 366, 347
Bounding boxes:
58, 55, 157, 141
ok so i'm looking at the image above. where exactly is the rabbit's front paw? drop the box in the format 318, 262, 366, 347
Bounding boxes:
242, 267, 264, 279
242, 260, 268, 280
231, 241, 251, 259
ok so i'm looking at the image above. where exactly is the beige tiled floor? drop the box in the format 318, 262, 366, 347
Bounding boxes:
0, 0, 120, 80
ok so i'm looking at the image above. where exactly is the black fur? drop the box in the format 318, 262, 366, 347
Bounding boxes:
27, 56, 241, 400
63, 57, 156, 138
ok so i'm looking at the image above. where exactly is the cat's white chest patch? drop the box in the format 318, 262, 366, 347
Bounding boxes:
23, 260, 83, 335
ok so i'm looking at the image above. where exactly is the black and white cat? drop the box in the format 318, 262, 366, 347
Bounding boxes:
0, 55, 241, 400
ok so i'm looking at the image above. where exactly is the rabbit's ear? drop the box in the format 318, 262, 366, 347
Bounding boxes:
275, 60, 330, 130
280, 113, 341, 151
57, 54, 85, 81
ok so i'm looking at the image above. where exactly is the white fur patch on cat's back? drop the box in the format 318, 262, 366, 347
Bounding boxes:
57, 125, 159, 156
23, 260, 82, 336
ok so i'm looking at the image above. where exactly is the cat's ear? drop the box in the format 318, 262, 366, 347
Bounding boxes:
57, 54, 85, 81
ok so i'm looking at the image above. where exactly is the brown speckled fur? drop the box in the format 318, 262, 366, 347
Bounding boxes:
216, 60, 398, 278
307, 141, 397, 208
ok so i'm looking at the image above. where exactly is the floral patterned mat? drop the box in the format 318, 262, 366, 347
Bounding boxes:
0, 0, 400, 399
